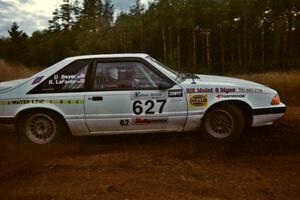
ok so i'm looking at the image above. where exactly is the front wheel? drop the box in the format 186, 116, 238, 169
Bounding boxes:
17, 111, 64, 144
202, 104, 245, 142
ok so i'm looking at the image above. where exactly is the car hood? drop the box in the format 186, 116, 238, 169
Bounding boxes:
181, 74, 276, 93
199, 74, 265, 87
0, 78, 29, 93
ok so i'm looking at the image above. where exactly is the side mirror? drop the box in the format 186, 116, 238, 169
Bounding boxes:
158, 82, 172, 90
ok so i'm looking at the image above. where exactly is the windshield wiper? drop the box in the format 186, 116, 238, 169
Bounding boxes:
175, 72, 200, 83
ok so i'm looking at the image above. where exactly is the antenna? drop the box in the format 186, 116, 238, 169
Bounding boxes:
192, 74, 196, 84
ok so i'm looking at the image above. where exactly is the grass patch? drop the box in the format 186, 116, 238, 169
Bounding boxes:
0, 59, 41, 82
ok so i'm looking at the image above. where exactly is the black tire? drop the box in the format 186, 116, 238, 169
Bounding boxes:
202, 104, 245, 142
17, 110, 65, 145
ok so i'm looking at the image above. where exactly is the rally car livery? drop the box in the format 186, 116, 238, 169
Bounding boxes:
0, 54, 286, 144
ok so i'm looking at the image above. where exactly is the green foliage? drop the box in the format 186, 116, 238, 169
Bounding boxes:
8, 22, 28, 40
0, 0, 299, 74
48, 0, 80, 31
2, 22, 29, 65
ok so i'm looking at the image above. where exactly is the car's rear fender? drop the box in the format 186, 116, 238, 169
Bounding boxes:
14, 104, 90, 136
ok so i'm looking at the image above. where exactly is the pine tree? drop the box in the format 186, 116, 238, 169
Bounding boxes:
102, 0, 114, 27
48, 0, 81, 31
48, 8, 61, 31
7, 22, 29, 63
8, 22, 28, 41
60, 0, 73, 30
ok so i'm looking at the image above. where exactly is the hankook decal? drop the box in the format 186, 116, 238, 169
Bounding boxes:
216, 94, 246, 99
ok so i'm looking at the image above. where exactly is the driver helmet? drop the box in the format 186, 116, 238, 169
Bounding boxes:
109, 67, 118, 80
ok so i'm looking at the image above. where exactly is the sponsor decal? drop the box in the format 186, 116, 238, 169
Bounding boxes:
134, 91, 142, 97
130, 91, 167, 100
0, 99, 84, 105
215, 88, 236, 93
32, 76, 44, 85
48, 74, 86, 85
131, 92, 165, 100
134, 117, 168, 124
187, 87, 263, 94
169, 98, 183, 103
120, 120, 130, 126
187, 88, 213, 94
216, 94, 246, 99
238, 88, 263, 93
189, 95, 208, 107
169, 89, 183, 97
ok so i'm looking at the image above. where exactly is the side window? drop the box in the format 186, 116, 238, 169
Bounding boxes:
93, 61, 168, 90
31, 60, 91, 93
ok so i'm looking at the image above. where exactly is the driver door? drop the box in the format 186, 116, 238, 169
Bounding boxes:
84, 59, 187, 134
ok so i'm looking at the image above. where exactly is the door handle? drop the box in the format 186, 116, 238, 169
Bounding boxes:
89, 96, 103, 101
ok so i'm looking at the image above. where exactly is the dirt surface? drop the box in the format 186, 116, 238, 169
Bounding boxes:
0, 108, 299, 200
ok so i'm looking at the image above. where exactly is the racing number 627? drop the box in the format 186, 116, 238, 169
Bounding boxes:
133, 100, 167, 115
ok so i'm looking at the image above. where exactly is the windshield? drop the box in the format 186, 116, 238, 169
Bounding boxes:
146, 56, 180, 81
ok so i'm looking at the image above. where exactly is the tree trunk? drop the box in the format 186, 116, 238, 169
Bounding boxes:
238, 34, 242, 68
219, 25, 224, 73
169, 27, 173, 64
140, 18, 144, 52
162, 24, 167, 64
282, 30, 288, 69
206, 33, 211, 68
177, 25, 181, 70
248, 30, 253, 67
243, 20, 247, 69
231, 32, 235, 66
193, 26, 196, 72
203, 36, 206, 66
261, 24, 265, 69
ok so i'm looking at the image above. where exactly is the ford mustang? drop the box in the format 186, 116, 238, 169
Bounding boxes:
0, 54, 286, 144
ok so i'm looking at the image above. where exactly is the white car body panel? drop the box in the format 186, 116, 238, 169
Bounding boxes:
0, 53, 286, 137
85, 85, 187, 135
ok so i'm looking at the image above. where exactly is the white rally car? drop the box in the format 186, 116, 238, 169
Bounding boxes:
0, 54, 286, 144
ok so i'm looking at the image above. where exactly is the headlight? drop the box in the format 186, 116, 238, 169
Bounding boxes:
271, 95, 281, 105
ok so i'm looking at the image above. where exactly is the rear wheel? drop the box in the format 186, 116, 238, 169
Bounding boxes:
17, 111, 65, 144
202, 104, 245, 142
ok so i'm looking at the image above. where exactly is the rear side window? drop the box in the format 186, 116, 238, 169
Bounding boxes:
30, 59, 91, 93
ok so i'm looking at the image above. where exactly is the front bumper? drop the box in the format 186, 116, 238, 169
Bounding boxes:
252, 104, 286, 127
253, 106, 286, 115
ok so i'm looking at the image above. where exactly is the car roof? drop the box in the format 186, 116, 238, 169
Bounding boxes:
65, 53, 149, 62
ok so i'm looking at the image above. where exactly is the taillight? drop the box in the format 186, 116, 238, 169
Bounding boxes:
271, 95, 280, 105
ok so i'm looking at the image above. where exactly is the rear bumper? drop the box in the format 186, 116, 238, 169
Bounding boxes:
252, 105, 286, 127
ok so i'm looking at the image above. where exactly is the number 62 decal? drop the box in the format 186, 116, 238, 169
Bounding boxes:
133, 100, 167, 115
